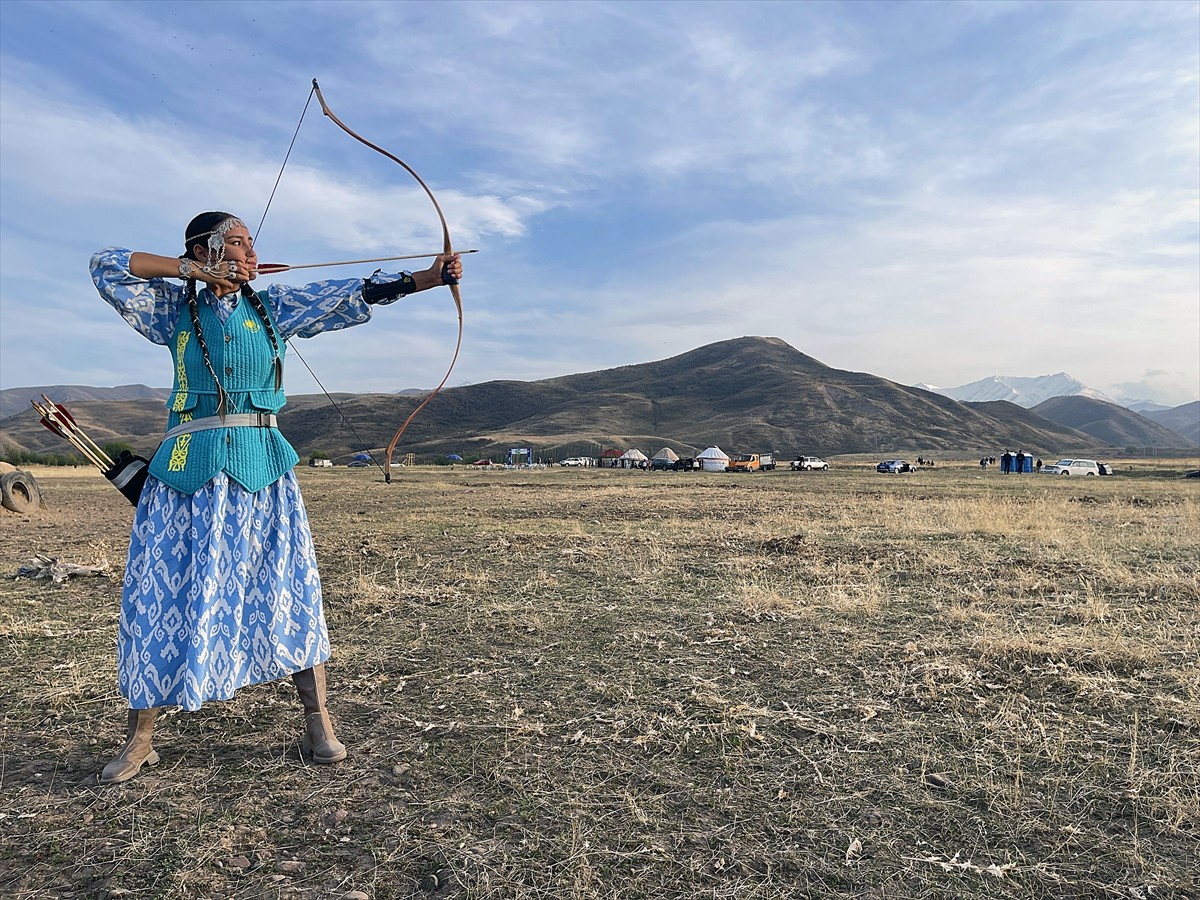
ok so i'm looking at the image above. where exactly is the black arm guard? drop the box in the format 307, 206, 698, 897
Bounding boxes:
104, 450, 149, 506
362, 273, 418, 305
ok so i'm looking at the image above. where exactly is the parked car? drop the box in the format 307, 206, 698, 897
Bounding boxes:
559, 457, 586, 467
726, 453, 776, 472
346, 460, 370, 468
876, 459, 915, 474
1041, 459, 1099, 476
650, 457, 677, 471
791, 456, 829, 471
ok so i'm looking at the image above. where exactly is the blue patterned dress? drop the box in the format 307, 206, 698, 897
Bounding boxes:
92, 249, 386, 711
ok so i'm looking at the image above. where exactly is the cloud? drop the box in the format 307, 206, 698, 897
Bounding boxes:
0, 78, 539, 393
1, 0, 1196, 405
1110, 372, 1200, 409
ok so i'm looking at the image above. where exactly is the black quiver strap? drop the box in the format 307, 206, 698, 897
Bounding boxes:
362, 273, 418, 306
104, 451, 150, 506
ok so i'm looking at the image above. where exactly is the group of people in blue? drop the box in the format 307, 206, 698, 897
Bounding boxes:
979, 451, 1044, 472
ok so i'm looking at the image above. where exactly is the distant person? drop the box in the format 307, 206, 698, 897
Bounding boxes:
1016, 451, 1026, 473
90, 211, 463, 784
980, 458, 988, 469
1036, 458, 1043, 472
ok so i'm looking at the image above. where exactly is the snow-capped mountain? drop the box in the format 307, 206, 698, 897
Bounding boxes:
916, 373, 1118, 409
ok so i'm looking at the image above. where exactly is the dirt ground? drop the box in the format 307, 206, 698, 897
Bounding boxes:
1, 462, 1196, 899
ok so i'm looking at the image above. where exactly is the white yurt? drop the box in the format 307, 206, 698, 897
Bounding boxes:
620, 448, 648, 468
696, 445, 731, 472
652, 447, 680, 463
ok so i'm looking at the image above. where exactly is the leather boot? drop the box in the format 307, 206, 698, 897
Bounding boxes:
99, 708, 160, 785
292, 664, 347, 763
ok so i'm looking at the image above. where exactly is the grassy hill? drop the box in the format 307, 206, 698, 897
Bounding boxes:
1031, 395, 1196, 450
274, 337, 1101, 459
0, 337, 1129, 462
0, 383, 169, 420
1143, 400, 1200, 445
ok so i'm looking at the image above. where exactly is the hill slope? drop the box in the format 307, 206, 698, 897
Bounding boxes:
1030, 396, 1195, 449
1143, 401, 1200, 445
268, 337, 1105, 459
1, 337, 1105, 461
0, 384, 169, 420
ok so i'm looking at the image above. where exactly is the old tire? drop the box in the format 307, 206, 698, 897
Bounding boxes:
1, 470, 43, 513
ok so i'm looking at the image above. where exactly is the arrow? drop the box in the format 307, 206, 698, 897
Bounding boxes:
257, 249, 477, 275
32, 397, 113, 471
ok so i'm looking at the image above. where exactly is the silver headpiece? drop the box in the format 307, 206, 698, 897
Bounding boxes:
193, 216, 246, 271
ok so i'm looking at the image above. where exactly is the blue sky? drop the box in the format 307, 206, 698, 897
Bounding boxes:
1, 0, 1197, 406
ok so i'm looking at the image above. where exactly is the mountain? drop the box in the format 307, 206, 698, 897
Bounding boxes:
2, 399, 173, 455
1, 337, 1104, 462
1030, 396, 1196, 449
0, 384, 169, 420
1139, 401, 1200, 446
916, 373, 1118, 408
1120, 398, 1172, 414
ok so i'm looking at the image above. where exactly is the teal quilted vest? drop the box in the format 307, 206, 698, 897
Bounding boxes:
148, 291, 299, 494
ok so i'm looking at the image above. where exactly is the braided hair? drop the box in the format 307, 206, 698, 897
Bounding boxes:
181, 212, 283, 418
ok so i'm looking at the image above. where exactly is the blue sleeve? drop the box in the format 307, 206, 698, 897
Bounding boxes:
90, 247, 184, 345
266, 276, 370, 340
265, 271, 406, 340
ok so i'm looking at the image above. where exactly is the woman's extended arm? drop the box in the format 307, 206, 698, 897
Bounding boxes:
130, 253, 241, 295
128, 252, 188, 279
268, 253, 463, 341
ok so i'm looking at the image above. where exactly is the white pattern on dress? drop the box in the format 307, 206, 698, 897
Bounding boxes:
118, 469, 330, 710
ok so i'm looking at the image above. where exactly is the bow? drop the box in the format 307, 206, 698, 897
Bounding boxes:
310, 79, 464, 484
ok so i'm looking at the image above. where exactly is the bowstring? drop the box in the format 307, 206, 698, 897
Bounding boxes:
255, 84, 314, 242
255, 82, 385, 476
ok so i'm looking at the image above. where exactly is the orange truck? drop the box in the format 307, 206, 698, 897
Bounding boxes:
726, 453, 776, 472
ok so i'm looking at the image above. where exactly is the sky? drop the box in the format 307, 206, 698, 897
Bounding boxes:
1, 0, 1197, 408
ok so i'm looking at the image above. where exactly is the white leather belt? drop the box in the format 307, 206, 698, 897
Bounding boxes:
163, 413, 278, 441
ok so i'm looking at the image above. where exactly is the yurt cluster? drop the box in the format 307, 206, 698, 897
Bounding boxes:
596, 446, 732, 471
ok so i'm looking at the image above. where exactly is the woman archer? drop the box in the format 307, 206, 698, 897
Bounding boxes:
89, 211, 462, 784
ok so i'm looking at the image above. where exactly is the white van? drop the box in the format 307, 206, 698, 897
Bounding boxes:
1042, 459, 1099, 476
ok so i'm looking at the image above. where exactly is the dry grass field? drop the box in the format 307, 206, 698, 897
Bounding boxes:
1, 461, 1196, 899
